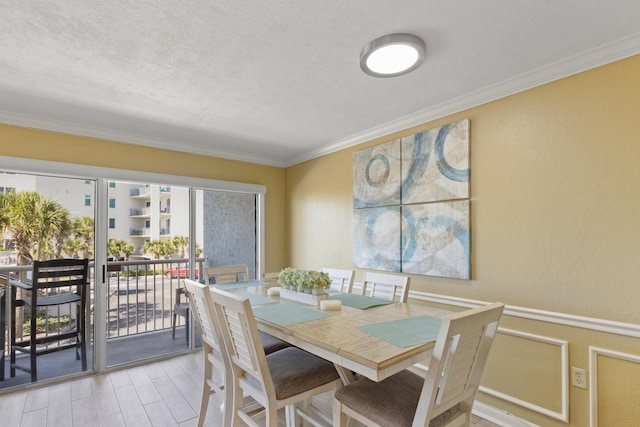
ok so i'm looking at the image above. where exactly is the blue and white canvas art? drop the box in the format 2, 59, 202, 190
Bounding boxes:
401, 119, 469, 204
352, 119, 471, 280
353, 139, 401, 208
401, 200, 470, 279
353, 206, 401, 271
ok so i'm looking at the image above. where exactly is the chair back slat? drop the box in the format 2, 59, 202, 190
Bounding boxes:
210, 287, 270, 387
183, 279, 219, 351
33, 259, 89, 291
321, 268, 355, 293
362, 272, 410, 303
203, 265, 249, 285
414, 302, 504, 425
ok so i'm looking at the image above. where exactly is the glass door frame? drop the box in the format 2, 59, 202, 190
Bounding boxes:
0, 155, 266, 375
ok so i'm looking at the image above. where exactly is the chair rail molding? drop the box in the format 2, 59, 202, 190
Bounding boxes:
409, 290, 640, 338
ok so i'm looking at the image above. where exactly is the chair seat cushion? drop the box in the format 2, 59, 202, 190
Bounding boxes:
335, 370, 461, 427
336, 370, 422, 426
264, 347, 339, 400
259, 331, 290, 354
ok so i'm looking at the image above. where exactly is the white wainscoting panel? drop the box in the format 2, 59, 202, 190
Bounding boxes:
589, 346, 640, 427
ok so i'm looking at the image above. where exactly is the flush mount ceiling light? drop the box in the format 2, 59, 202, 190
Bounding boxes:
360, 33, 426, 78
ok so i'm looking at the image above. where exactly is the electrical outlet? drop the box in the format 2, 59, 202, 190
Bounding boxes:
572, 367, 588, 389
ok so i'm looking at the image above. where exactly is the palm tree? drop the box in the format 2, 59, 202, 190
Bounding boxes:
143, 239, 175, 259
108, 238, 135, 260
172, 235, 189, 258
52, 216, 73, 258
73, 216, 94, 259
34, 198, 71, 261
142, 240, 163, 259
121, 242, 135, 260
63, 238, 84, 258
0, 191, 71, 265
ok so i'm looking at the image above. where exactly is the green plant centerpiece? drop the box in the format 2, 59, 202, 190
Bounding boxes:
278, 268, 331, 296
307, 270, 331, 295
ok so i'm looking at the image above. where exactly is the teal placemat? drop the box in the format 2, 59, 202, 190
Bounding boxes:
212, 280, 267, 290
253, 302, 329, 327
358, 315, 442, 347
329, 293, 394, 309
237, 292, 277, 306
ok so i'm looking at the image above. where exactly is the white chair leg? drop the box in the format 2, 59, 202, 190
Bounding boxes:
285, 403, 299, 427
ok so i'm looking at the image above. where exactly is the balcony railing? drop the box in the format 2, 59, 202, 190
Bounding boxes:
1, 258, 205, 360
129, 207, 152, 217
129, 227, 150, 236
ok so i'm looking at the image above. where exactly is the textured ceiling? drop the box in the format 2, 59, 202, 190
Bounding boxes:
1, 1, 639, 167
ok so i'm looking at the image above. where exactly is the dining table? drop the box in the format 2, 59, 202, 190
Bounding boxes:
209, 280, 452, 384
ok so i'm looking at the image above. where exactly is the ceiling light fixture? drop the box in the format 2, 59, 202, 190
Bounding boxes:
360, 33, 426, 78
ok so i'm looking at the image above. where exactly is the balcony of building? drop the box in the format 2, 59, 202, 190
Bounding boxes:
129, 207, 152, 218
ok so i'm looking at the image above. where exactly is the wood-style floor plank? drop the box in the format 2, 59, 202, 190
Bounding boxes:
46, 383, 72, 426
1, 351, 500, 427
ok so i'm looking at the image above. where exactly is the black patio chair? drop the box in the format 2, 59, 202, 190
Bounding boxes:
10, 258, 90, 382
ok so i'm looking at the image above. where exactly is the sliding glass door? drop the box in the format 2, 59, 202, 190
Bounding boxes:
0, 156, 266, 390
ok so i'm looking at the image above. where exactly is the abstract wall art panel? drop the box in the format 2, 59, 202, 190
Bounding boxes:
353, 139, 401, 208
401, 119, 469, 204
353, 206, 401, 271
401, 200, 470, 280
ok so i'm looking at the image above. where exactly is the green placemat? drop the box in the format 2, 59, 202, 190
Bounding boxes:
253, 302, 329, 327
211, 280, 267, 290
237, 292, 277, 306
329, 293, 394, 309
358, 315, 442, 347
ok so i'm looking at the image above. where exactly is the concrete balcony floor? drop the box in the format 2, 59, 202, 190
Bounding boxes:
1, 327, 190, 390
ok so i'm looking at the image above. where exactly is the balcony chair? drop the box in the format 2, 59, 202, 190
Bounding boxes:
333, 302, 505, 427
321, 268, 355, 293
10, 258, 90, 382
172, 287, 191, 343
361, 271, 410, 303
210, 286, 342, 427
183, 279, 291, 426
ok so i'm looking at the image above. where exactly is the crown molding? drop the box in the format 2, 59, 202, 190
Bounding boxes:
0, 111, 287, 168
288, 32, 640, 167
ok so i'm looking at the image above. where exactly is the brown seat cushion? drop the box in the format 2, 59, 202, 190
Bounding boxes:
334, 370, 460, 427
259, 331, 290, 354
262, 347, 340, 400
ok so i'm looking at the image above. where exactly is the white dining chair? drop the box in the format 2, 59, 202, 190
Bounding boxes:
321, 267, 355, 293
210, 286, 342, 427
183, 278, 228, 427
173, 264, 251, 342
361, 271, 410, 302
183, 279, 289, 427
203, 264, 249, 284
205, 265, 290, 351
332, 302, 505, 427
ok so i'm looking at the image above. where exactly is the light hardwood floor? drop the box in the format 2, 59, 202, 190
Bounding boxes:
0, 351, 499, 426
